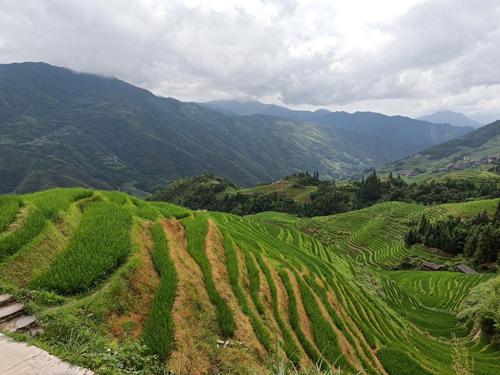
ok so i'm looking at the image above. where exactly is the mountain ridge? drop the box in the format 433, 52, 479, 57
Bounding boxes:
418, 110, 482, 128
0, 63, 470, 194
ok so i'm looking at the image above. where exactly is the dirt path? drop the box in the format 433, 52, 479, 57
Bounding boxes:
109, 221, 160, 338
205, 220, 268, 372
162, 218, 217, 375
0, 333, 93, 374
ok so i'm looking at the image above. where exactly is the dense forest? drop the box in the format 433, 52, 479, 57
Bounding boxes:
405, 203, 500, 268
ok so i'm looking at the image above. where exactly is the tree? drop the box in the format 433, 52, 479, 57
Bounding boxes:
474, 225, 496, 264
493, 201, 500, 225
463, 229, 479, 257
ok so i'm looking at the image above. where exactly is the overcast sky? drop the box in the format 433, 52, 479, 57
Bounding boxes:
1, 0, 499, 121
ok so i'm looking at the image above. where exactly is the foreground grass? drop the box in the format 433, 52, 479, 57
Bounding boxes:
33, 201, 132, 294
0, 195, 21, 232
183, 215, 235, 337
0, 208, 46, 261
142, 223, 178, 360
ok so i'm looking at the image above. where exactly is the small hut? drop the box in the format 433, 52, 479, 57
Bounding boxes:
421, 261, 443, 271
456, 264, 476, 274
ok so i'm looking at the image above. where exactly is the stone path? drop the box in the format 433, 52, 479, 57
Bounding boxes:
0, 333, 93, 375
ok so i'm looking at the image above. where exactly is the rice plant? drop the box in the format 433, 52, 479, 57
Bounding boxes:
0, 195, 21, 232
220, 228, 272, 351
278, 269, 322, 365
183, 215, 235, 337
0, 208, 47, 261
142, 223, 177, 360
32, 201, 132, 294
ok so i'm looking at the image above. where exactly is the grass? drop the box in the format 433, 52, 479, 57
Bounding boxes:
252, 249, 302, 365
293, 271, 351, 371
142, 223, 177, 360
183, 215, 235, 337
243, 249, 265, 315
278, 269, 322, 366
32, 201, 132, 294
0, 208, 47, 261
377, 347, 430, 375
24, 188, 93, 220
0, 195, 21, 232
220, 228, 272, 351
1, 188, 500, 374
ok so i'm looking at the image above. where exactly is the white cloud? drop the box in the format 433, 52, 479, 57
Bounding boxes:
0, 0, 499, 119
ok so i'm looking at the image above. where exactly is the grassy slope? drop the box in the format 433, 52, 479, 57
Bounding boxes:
240, 180, 317, 203
387, 120, 500, 177
0, 189, 498, 374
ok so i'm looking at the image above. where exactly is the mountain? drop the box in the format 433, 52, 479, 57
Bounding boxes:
388, 120, 500, 176
0, 63, 469, 194
203, 100, 471, 151
418, 110, 482, 128
1, 188, 498, 374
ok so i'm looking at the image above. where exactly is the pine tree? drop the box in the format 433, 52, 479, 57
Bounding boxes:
493, 201, 500, 225
464, 229, 479, 257
474, 226, 496, 264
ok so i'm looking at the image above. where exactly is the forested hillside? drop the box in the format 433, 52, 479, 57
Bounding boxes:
0, 63, 469, 194
203, 100, 471, 153
389, 120, 500, 177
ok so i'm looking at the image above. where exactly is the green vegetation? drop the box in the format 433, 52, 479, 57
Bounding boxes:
142, 223, 178, 360
183, 215, 236, 337
279, 270, 322, 365
153, 170, 499, 220
388, 120, 500, 177
377, 348, 430, 375
220, 230, 272, 351
0, 195, 21, 232
0, 187, 499, 374
33, 201, 132, 294
0, 208, 46, 261
3, 63, 470, 195
406, 202, 500, 268
458, 276, 500, 339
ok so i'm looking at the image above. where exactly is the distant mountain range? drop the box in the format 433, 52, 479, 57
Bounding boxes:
388, 120, 500, 176
418, 111, 482, 128
203, 100, 471, 148
0, 63, 471, 194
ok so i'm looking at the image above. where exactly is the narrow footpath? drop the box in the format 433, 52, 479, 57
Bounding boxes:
0, 333, 93, 375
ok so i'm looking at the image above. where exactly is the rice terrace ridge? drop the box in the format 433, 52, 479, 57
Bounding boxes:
0, 1, 499, 374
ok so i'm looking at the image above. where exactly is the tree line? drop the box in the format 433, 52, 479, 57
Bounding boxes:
405, 202, 500, 268
150, 171, 500, 218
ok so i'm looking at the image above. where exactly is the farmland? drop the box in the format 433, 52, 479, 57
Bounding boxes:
0, 188, 498, 374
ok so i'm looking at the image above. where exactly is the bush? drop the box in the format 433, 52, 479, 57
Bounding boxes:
458, 276, 500, 339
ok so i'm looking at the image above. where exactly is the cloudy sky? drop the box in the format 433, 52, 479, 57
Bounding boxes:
1, 0, 499, 121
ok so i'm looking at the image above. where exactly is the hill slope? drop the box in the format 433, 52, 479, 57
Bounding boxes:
0, 188, 498, 374
203, 100, 471, 152
0, 63, 469, 194
418, 111, 482, 128
388, 120, 500, 176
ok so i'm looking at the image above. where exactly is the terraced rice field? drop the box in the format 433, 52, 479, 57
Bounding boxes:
0, 190, 498, 374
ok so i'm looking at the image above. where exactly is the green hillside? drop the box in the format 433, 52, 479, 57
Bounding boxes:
0, 63, 470, 194
0, 188, 498, 374
388, 120, 500, 178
